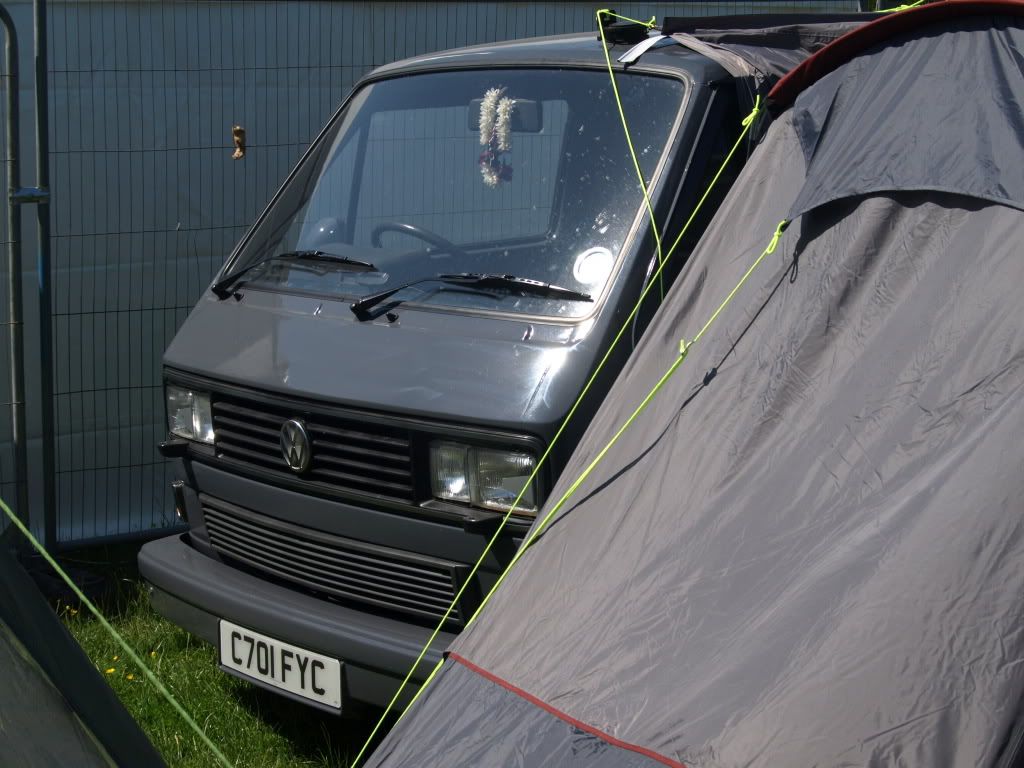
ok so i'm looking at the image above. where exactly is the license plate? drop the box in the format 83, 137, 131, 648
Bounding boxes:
218, 620, 342, 710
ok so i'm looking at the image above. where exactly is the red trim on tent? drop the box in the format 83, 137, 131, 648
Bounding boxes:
768, 0, 1024, 112
448, 652, 687, 768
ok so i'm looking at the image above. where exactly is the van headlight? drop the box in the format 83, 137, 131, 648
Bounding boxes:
166, 385, 215, 444
429, 441, 537, 516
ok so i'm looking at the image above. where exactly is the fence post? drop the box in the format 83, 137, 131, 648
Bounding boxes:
32, 0, 54, 549
0, 3, 26, 529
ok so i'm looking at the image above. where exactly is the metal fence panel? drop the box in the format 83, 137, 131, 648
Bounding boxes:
0, 48, 11, 526
0, 7, 16, 530
43, 0, 858, 543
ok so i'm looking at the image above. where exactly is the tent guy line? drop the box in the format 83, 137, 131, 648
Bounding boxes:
0, 497, 234, 768
462, 220, 792, 632
349, 32, 769, 768
367, 4, 1024, 765
356, 211, 791, 766
367, 214, 792, 768
597, 8, 666, 300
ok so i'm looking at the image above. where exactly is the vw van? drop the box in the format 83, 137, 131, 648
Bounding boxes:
139, 28, 745, 711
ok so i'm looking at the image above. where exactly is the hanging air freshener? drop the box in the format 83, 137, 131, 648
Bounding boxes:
479, 87, 515, 187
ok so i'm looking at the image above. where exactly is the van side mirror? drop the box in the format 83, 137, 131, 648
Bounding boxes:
467, 98, 543, 133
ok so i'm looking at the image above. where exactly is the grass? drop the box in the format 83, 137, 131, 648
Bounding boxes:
55, 548, 376, 768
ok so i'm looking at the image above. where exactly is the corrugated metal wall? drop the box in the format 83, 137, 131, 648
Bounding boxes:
15, 0, 858, 543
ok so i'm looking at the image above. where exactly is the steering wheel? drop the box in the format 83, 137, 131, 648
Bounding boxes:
370, 221, 469, 259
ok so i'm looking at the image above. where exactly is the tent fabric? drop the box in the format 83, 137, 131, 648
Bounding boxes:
368, 6, 1024, 767
0, 622, 114, 767
660, 19, 875, 119
484, 190, 1024, 765
0, 544, 165, 767
666, 33, 811, 88
366, 657, 669, 768
786, 15, 1024, 218
669, 20, 871, 83
767, 0, 1024, 111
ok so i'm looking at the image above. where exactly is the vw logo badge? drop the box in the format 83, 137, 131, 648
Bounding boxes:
280, 419, 312, 474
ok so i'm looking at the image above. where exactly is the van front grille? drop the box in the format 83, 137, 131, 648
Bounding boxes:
202, 496, 467, 626
211, 394, 416, 503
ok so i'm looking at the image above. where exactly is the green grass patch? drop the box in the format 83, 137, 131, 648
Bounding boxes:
61, 579, 372, 767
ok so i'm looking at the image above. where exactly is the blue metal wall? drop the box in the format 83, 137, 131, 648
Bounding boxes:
9, 1, 857, 542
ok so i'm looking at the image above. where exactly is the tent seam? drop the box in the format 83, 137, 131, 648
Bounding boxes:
790, 184, 1024, 220
767, 0, 1024, 111
449, 652, 688, 768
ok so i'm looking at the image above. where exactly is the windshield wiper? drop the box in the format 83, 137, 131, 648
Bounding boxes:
350, 272, 592, 320
211, 250, 378, 300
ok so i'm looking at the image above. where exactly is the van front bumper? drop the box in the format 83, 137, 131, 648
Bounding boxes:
138, 533, 453, 709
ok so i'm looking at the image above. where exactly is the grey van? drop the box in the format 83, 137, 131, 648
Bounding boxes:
139, 29, 745, 711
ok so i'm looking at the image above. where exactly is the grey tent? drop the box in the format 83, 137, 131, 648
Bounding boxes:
0, 541, 164, 766
366, 2, 1024, 766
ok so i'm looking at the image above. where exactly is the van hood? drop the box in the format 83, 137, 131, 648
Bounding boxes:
164, 290, 596, 432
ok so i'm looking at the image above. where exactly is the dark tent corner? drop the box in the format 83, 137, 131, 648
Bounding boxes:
366, 3, 1024, 767
0, 539, 164, 767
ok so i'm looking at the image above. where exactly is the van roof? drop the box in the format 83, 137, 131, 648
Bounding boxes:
364, 31, 730, 84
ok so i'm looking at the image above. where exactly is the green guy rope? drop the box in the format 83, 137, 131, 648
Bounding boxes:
0, 497, 234, 768
385, 218, 791, 746
597, 8, 666, 299
687, 219, 787, 348
355, 217, 788, 766
390, 335, 691, 724
352, 38, 766, 768
464, 219, 790, 628
665, 95, 760, 261
466, 350, 689, 617
597, 10, 656, 28
883, 0, 925, 11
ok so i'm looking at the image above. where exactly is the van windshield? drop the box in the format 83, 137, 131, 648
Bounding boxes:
229, 68, 685, 318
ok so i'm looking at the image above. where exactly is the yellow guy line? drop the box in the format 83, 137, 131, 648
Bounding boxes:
598, 10, 656, 27
352, 40, 766, 768
597, 8, 665, 299
884, 0, 925, 10
464, 220, 789, 629
357, 214, 786, 762
0, 497, 234, 768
